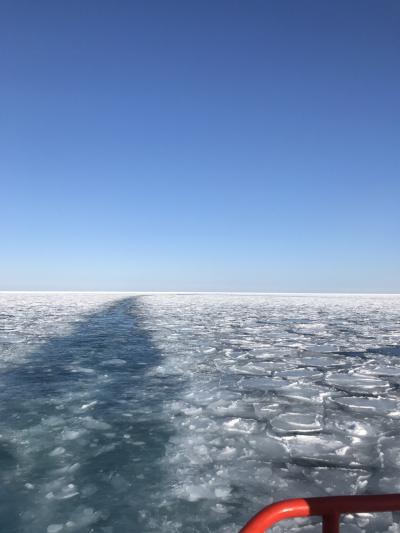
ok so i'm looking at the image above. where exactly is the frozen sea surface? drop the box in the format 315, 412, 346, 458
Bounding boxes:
1, 293, 400, 532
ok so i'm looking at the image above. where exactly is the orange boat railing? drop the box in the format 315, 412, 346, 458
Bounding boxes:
239, 494, 400, 533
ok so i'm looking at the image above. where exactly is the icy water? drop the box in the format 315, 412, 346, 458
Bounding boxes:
1, 293, 400, 533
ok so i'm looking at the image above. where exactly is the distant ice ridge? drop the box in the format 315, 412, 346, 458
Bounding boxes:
139, 293, 400, 532
1, 293, 400, 532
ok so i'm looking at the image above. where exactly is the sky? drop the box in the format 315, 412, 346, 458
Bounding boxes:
1, 1, 399, 292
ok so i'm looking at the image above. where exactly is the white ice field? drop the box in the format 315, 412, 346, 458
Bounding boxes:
1, 293, 400, 532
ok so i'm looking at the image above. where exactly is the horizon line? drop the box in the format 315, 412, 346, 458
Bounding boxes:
1, 290, 400, 296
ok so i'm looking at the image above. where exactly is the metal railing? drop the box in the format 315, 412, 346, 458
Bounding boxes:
239, 494, 400, 532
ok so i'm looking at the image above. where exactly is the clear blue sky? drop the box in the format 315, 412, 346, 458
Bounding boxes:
1, 1, 399, 292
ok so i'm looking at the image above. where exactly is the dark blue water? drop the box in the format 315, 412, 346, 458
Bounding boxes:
0, 296, 179, 532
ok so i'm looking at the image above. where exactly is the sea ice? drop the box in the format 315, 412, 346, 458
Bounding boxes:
270, 412, 323, 434
1, 292, 400, 532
